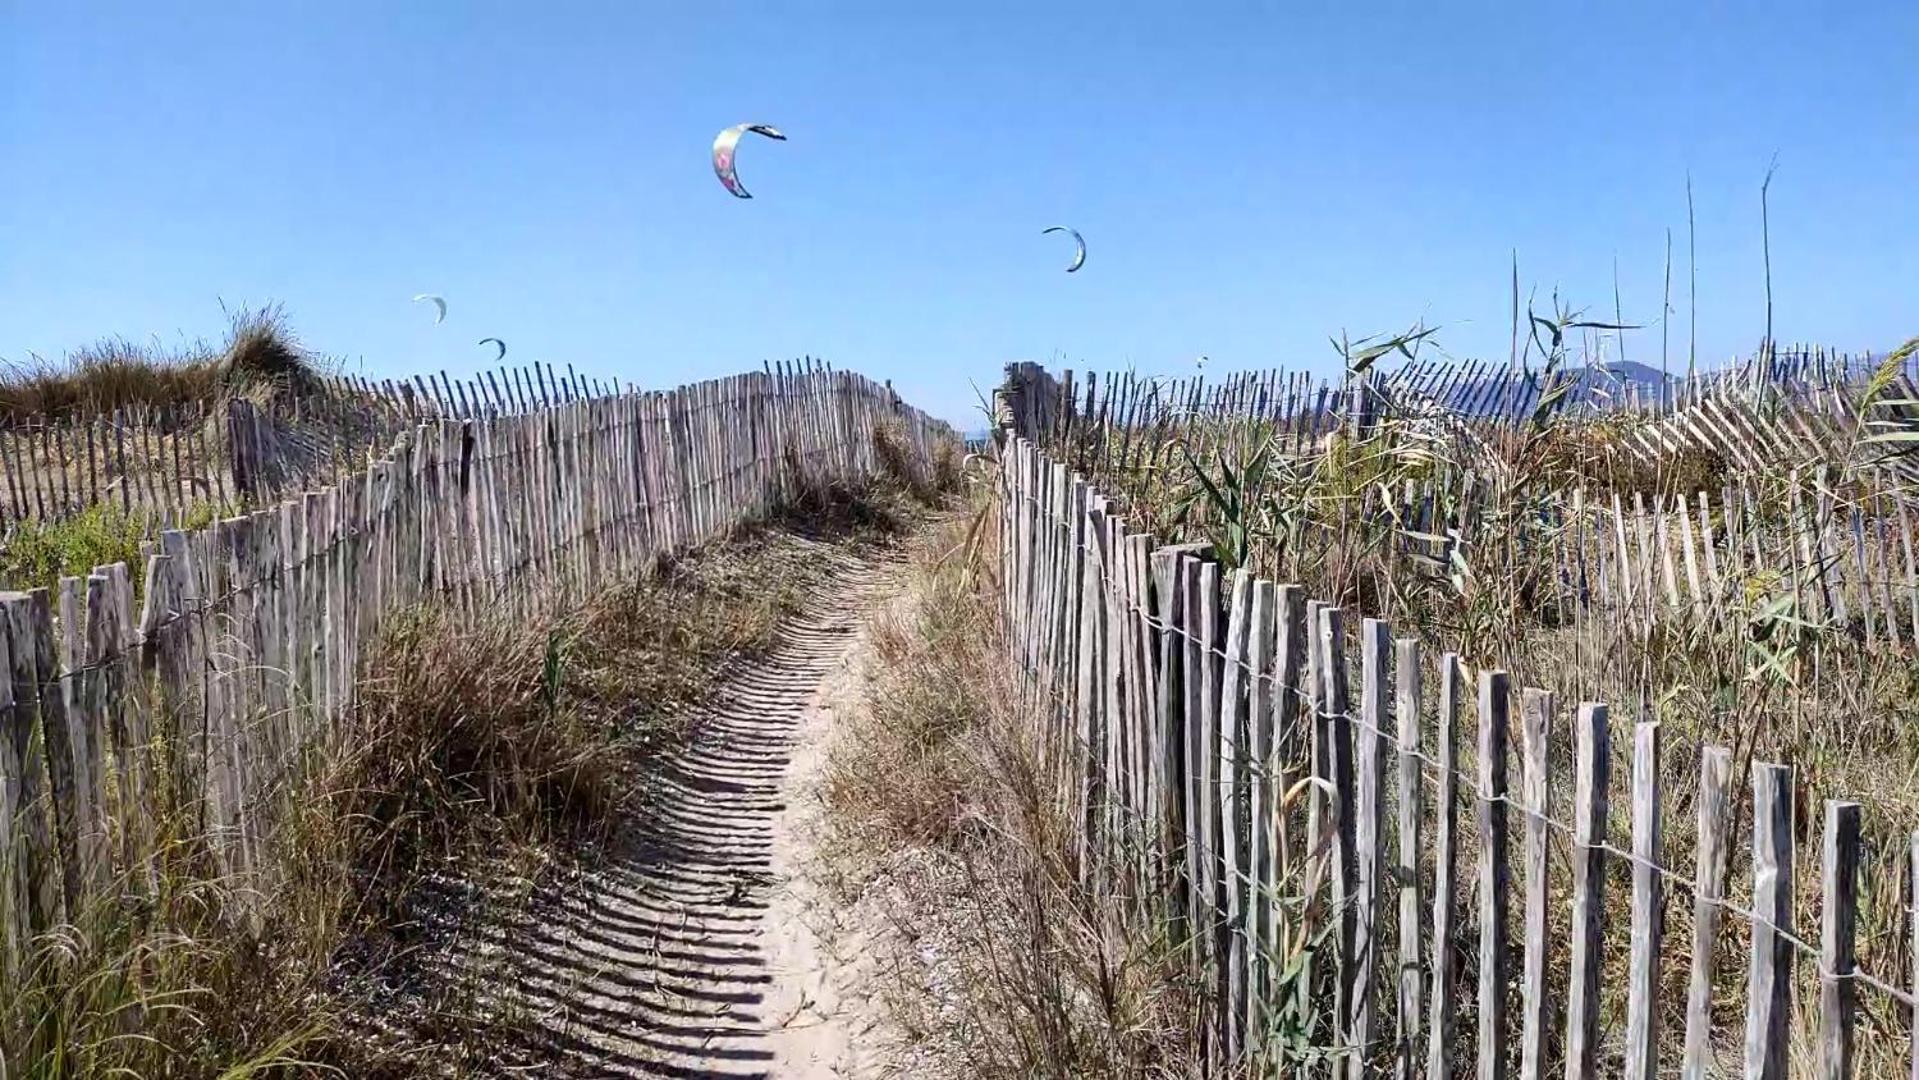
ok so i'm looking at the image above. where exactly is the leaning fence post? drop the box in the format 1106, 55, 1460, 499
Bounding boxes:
1477, 669, 1510, 1080
1682, 746, 1734, 1079
1819, 800, 1860, 1080
1745, 761, 1795, 1080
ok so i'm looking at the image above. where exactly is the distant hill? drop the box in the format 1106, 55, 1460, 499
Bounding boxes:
1392, 348, 1910, 420
1590, 360, 1673, 387
1415, 360, 1675, 417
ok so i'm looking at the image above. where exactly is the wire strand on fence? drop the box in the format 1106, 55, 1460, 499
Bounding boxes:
1002, 444, 1919, 1016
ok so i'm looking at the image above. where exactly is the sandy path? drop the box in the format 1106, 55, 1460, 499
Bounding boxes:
753, 576, 894, 1079
429, 540, 896, 1079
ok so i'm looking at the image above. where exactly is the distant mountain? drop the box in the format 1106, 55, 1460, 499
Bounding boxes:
1406, 349, 1908, 418
1590, 360, 1674, 387
1415, 361, 1675, 417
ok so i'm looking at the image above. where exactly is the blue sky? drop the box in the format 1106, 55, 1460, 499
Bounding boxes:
3, 2, 1915, 427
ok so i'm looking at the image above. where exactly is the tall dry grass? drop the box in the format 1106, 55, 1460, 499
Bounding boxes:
1034, 344, 1919, 1074
0, 496, 905, 1076
0, 305, 323, 421
824, 510, 1212, 1079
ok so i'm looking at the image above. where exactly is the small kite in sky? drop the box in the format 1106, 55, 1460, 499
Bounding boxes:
1042, 226, 1086, 273
479, 337, 506, 361
413, 294, 447, 324
712, 124, 786, 199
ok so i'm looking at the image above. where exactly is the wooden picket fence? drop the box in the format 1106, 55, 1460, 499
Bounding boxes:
997, 430, 1919, 1077
1030, 343, 1905, 433
0, 356, 852, 531
1012, 346, 1919, 490
998, 356, 1919, 694
0, 401, 238, 529
0, 365, 955, 979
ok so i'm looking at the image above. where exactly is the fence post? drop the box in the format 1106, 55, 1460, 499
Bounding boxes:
1476, 669, 1510, 1080
1518, 688, 1552, 1080
1216, 569, 1254, 1061
1127, 532, 1157, 910
1745, 761, 1795, 1080
1, 592, 57, 944
1098, 513, 1126, 887
28, 587, 84, 921
1251, 581, 1303, 1042
1625, 721, 1664, 1080
1426, 653, 1461, 1080
0, 605, 24, 982
1194, 558, 1222, 1060
1682, 746, 1734, 1079
1179, 555, 1208, 975
1350, 617, 1389, 1077
1074, 497, 1108, 882
1305, 598, 1325, 877
1316, 605, 1356, 1060
1819, 801, 1860, 1080
112, 408, 131, 513
1393, 637, 1421, 1080
1564, 703, 1610, 1078
1152, 543, 1206, 931
1237, 577, 1276, 1057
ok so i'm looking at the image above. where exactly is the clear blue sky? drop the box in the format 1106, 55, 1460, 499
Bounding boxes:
4, 2, 1915, 427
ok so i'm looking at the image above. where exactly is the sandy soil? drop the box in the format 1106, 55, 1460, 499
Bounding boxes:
390, 539, 911, 1079
753, 577, 898, 1079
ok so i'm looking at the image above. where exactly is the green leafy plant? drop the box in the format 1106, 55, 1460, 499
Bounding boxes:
1172, 439, 1275, 571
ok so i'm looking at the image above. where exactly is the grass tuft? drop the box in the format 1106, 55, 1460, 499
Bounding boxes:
824, 509, 1207, 1078
0, 500, 231, 597
0, 304, 323, 420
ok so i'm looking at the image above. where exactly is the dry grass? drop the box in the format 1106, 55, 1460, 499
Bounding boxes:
823, 510, 1207, 1079
872, 416, 960, 506
0, 305, 323, 420
0, 492, 913, 1076
314, 508, 914, 1074
1037, 357, 1919, 1074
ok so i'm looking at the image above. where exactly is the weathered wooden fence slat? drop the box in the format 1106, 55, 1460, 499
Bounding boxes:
986, 361, 1919, 1077
0, 369, 952, 988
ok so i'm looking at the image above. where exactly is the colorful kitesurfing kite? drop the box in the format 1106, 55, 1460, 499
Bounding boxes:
1042, 226, 1086, 273
712, 123, 787, 199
